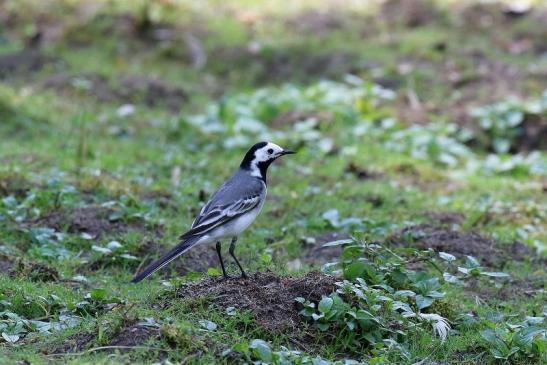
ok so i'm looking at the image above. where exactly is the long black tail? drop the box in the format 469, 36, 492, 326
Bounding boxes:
131, 236, 201, 283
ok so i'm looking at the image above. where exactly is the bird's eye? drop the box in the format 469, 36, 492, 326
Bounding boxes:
267, 148, 274, 154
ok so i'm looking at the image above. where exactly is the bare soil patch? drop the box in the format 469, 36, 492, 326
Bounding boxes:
423, 211, 465, 226
0, 253, 13, 273
381, 0, 438, 28
30, 206, 159, 238
177, 271, 337, 331
395, 57, 532, 126
43, 73, 187, 112
0, 253, 58, 281
284, 10, 346, 35
85, 13, 209, 44
46, 324, 164, 357
107, 323, 160, 348
345, 162, 383, 181
141, 190, 176, 210
14, 259, 59, 281
211, 46, 359, 84
494, 276, 545, 300
456, 2, 538, 29
394, 42, 546, 130
0, 175, 35, 198
300, 232, 350, 266
388, 224, 537, 268
466, 275, 545, 301
0, 49, 56, 78
117, 75, 187, 112
512, 112, 547, 152
46, 332, 95, 354
443, 53, 547, 154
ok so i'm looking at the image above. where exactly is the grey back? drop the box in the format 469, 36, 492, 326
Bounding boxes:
192, 169, 266, 228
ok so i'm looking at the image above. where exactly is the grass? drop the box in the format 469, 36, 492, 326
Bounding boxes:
0, 0, 546, 364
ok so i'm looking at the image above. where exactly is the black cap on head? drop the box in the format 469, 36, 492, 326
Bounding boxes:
240, 142, 268, 169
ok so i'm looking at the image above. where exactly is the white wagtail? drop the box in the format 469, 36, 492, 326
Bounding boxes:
132, 142, 295, 283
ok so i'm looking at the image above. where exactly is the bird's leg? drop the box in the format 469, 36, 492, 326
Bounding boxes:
229, 237, 247, 279
216, 241, 228, 279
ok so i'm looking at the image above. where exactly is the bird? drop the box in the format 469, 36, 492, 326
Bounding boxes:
131, 141, 295, 283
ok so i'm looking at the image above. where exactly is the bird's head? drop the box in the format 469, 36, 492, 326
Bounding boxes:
240, 141, 295, 181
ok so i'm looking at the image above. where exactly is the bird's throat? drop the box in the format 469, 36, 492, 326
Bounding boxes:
249, 160, 272, 183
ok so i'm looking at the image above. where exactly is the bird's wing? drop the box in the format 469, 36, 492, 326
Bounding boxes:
179, 193, 262, 240
180, 170, 265, 240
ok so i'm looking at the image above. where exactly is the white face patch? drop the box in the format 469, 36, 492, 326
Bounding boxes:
249, 142, 285, 178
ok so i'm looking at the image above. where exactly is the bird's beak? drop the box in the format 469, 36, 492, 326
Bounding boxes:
280, 150, 296, 156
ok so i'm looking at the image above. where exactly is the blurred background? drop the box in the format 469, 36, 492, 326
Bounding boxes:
0, 0, 546, 259
1, 0, 546, 118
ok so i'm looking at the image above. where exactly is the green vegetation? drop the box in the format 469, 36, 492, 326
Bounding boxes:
0, 0, 546, 364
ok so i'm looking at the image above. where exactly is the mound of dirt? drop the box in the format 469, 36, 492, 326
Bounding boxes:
31, 206, 158, 238
178, 271, 337, 331
388, 224, 537, 268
